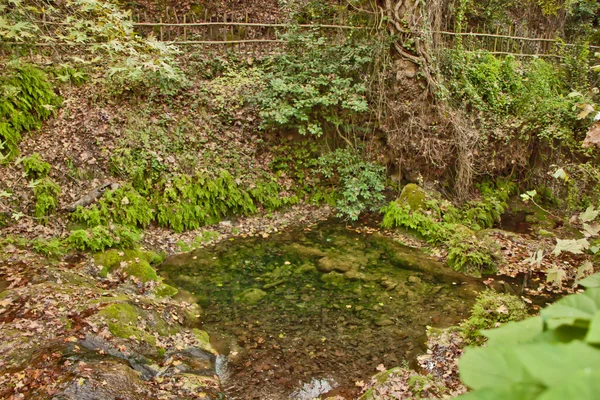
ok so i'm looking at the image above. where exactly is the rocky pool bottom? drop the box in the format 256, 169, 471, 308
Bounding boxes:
160, 222, 487, 399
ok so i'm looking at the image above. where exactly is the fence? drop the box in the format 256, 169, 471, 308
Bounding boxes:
13, 9, 600, 58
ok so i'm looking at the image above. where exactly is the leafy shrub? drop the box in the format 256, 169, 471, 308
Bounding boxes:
21, 153, 51, 179
447, 228, 500, 276
381, 201, 454, 244
381, 184, 509, 275
248, 179, 300, 211
258, 29, 372, 136
52, 64, 88, 86
73, 185, 153, 228
66, 225, 140, 252
31, 237, 66, 258
460, 289, 528, 344
442, 50, 590, 151
458, 273, 600, 399
317, 148, 385, 220
0, 64, 60, 160
32, 178, 61, 219
155, 172, 256, 232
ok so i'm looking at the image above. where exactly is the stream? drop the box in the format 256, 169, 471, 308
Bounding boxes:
160, 221, 487, 399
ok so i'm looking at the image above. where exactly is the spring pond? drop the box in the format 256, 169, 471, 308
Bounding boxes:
160, 221, 486, 399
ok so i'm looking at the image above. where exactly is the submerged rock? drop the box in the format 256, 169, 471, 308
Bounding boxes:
291, 378, 337, 400
317, 250, 369, 273
235, 288, 267, 305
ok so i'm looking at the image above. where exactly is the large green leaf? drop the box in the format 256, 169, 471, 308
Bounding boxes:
459, 346, 530, 390
457, 384, 543, 400
538, 369, 600, 400
578, 273, 600, 288
552, 238, 589, 256
541, 289, 600, 327
483, 316, 543, 345
584, 311, 600, 344
517, 341, 600, 388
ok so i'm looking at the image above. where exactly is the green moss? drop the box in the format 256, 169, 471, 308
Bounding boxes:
94, 249, 123, 270
154, 283, 178, 297
192, 328, 216, 354
461, 289, 528, 344
397, 183, 426, 211
99, 303, 157, 345
122, 259, 158, 282
94, 248, 162, 281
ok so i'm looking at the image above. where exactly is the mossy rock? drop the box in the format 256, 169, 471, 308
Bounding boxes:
235, 288, 267, 305
99, 303, 157, 346
460, 289, 527, 344
122, 259, 158, 282
154, 283, 178, 298
192, 328, 216, 354
95, 249, 160, 282
397, 183, 426, 210
320, 271, 346, 286
317, 249, 368, 273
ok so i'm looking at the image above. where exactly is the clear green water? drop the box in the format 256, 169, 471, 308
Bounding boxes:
160, 222, 485, 399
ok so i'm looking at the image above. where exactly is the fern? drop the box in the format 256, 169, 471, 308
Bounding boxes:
32, 178, 61, 219
21, 152, 50, 179
66, 225, 140, 252
0, 64, 60, 160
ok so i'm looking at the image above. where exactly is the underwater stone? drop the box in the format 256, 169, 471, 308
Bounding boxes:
320, 272, 346, 286
374, 316, 395, 327
286, 243, 326, 258
408, 276, 422, 284
317, 250, 369, 273
236, 288, 267, 305
380, 278, 398, 290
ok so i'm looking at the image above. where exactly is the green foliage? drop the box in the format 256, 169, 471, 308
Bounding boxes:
317, 148, 385, 220
204, 65, 263, 123
381, 202, 454, 243
71, 171, 307, 233
447, 227, 500, 276
73, 185, 153, 228
0, 63, 60, 160
248, 179, 300, 211
21, 153, 50, 179
257, 29, 372, 136
2, 0, 186, 96
155, 172, 256, 232
32, 178, 60, 219
441, 50, 589, 149
381, 183, 511, 275
458, 272, 600, 400
31, 237, 66, 258
460, 289, 528, 344
52, 64, 88, 86
66, 224, 140, 252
